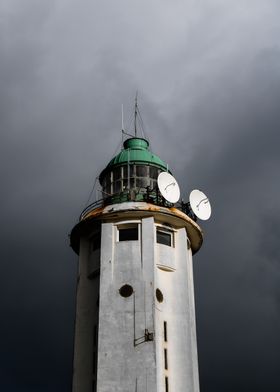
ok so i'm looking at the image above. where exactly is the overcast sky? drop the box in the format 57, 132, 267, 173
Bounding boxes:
1, 0, 280, 391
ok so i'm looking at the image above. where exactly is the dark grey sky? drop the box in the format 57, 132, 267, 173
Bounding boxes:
1, 1, 280, 391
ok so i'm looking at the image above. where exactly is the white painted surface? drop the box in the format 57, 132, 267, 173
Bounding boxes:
154, 227, 200, 392
72, 209, 200, 392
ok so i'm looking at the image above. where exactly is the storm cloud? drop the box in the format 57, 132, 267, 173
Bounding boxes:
1, 0, 280, 391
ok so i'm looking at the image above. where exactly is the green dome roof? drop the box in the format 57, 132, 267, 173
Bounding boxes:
99, 137, 168, 182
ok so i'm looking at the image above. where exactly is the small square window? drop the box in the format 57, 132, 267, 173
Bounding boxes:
156, 228, 173, 247
118, 224, 139, 241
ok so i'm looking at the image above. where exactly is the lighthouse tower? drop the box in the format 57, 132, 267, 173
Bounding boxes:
70, 133, 204, 392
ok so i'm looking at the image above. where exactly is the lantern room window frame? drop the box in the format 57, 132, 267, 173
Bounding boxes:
102, 164, 162, 196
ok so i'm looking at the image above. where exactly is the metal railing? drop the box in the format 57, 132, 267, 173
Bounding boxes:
79, 188, 196, 222
80, 199, 105, 221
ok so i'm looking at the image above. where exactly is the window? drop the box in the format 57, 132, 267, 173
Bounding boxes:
164, 321, 167, 342
129, 177, 135, 188
136, 178, 149, 188
113, 180, 121, 193
122, 165, 127, 178
102, 172, 112, 195
118, 224, 138, 241
150, 166, 159, 179
156, 288, 164, 303
102, 164, 163, 196
164, 348, 168, 370
119, 284, 133, 297
165, 377, 169, 392
123, 178, 128, 189
136, 165, 147, 177
113, 167, 121, 181
156, 228, 173, 247
150, 179, 157, 190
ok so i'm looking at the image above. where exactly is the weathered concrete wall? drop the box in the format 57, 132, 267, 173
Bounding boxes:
97, 218, 157, 392
72, 211, 200, 392
154, 227, 200, 392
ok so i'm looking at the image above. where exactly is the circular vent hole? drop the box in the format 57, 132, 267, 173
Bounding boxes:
156, 288, 164, 303
119, 284, 133, 298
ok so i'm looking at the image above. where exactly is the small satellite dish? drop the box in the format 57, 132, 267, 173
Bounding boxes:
189, 189, 211, 220
157, 172, 180, 203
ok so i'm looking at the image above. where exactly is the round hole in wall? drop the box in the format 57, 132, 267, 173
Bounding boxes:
156, 288, 164, 303
119, 284, 133, 298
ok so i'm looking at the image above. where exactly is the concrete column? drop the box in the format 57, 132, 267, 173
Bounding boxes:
141, 216, 157, 391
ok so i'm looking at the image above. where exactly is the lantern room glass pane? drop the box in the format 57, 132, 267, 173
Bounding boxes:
123, 166, 128, 178
148, 179, 157, 190
113, 167, 121, 181
113, 180, 121, 193
103, 173, 111, 195
136, 165, 147, 177
136, 178, 149, 188
123, 179, 129, 190
104, 185, 110, 195
129, 164, 135, 177
150, 166, 159, 179
102, 164, 165, 196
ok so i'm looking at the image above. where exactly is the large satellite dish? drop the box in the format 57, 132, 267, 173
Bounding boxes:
157, 172, 180, 203
189, 189, 211, 220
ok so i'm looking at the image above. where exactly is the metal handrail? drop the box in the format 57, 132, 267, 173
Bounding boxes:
79, 188, 196, 222
79, 199, 104, 220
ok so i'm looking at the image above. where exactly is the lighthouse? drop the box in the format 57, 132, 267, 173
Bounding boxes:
70, 125, 208, 392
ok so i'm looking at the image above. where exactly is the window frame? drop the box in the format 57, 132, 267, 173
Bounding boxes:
116, 221, 141, 242
102, 164, 163, 196
156, 226, 175, 247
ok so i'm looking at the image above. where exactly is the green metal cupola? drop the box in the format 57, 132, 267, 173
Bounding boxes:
99, 137, 168, 182
99, 137, 170, 205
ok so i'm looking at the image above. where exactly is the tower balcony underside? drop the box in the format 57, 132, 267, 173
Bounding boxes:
70, 201, 203, 255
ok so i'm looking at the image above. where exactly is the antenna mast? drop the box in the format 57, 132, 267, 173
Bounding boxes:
134, 91, 138, 137
121, 104, 124, 132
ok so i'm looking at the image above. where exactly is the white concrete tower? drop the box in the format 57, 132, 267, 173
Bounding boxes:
70, 136, 204, 392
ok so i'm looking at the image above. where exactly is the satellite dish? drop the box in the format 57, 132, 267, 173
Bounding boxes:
157, 172, 180, 203
189, 189, 211, 220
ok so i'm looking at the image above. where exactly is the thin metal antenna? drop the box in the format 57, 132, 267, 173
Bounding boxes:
134, 91, 138, 137
121, 104, 124, 145
121, 104, 124, 131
